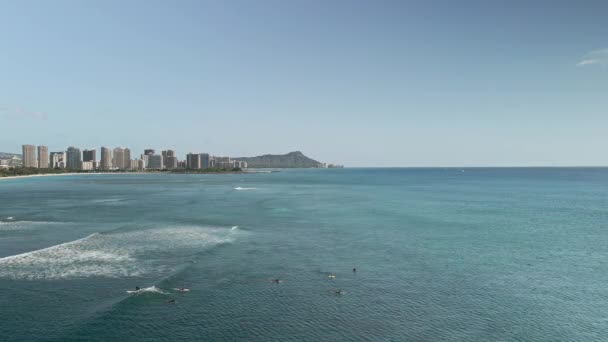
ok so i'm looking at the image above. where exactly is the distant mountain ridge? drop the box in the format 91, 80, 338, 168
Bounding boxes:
235, 151, 323, 168
0, 152, 21, 159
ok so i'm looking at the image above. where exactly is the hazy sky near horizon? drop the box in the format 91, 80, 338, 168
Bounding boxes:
1, 0, 607, 166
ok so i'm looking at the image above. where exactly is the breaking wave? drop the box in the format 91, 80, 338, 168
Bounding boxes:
0, 225, 239, 280
0, 220, 62, 231
127, 286, 169, 295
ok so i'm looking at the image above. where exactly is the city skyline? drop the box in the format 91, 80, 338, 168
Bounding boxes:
16, 143, 251, 171
1, 1, 607, 166
17, 144, 214, 161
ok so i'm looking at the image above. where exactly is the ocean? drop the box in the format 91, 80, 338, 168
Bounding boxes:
1, 168, 607, 341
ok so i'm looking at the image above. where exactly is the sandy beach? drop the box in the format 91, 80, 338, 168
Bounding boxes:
0, 172, 148, 181
0, 170, 269, 181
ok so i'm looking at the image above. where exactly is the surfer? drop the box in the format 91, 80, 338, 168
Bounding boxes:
335, 289, 344, 295
167, 299, 176, 304
135, 286, 140, 291
272, 279, 281, 283
353, 268, 357, 273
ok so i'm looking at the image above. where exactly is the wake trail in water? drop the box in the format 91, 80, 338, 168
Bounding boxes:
126, 286, 169, 295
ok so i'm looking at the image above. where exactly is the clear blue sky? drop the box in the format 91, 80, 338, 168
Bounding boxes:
1, 0, 607, 166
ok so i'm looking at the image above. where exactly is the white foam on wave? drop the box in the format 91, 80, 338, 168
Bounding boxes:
128, 286, 168, 295
0, 225, 238, 280
0, 233, 135, 280
0, 220, 62, 231
234, 187, 257, 190
6, 217, 14, 220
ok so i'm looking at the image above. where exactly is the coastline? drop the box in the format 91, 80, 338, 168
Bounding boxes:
0, 172, 143, 181
0, 170, 274, 181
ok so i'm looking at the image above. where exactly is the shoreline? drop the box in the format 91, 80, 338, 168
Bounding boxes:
0, 172, 144, 181
0, 170, 273, 181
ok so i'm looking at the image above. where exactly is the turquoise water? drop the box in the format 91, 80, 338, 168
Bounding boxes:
1, 168, 608, 341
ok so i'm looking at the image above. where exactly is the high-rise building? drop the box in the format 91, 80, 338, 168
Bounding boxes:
81, 161, 95, 171
147, 155, 163, 169
49, 152, 65, 168
200, 153, 210, 168
66, 147, 82, 169
113, 148, 124, 169
83, 149, 97, 162
166, 157, 178, 169
215, 156, 234, 169
112, 147, 131, 169
124, 148, 131, 166
129, 159, 139, 170
22, 144, 37, 168
37, 145, 49, 168
186, 153, 201, 169
162, 150, 176, 168
140, 154, 149, 168
100, 147, 112, 170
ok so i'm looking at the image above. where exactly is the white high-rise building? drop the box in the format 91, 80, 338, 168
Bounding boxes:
129, 159, 139, 170
140, 154, 149, 168
215, 156, 234, 169
37, 146, 48, 168
22, 144, 37, 168
112, 147, 131, 169
81, 161, 95, 170
100, 147, 112, 170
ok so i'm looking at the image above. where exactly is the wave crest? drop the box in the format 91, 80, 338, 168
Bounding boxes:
0, 225, 238, 280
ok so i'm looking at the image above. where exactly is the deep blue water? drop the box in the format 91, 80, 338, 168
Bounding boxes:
1, 168, 608, 341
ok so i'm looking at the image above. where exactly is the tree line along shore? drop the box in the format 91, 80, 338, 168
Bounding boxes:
0, 167, 246, 178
